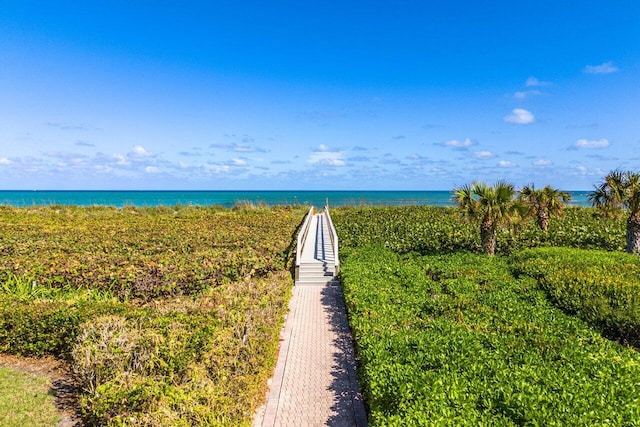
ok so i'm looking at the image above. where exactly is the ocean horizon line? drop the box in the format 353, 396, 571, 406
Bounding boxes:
0, 190, 594, 209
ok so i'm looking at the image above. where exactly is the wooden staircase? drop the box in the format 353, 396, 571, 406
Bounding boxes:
295, 206, 340, 286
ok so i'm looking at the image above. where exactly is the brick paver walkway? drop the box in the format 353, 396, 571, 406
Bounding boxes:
253, 282, 368, 426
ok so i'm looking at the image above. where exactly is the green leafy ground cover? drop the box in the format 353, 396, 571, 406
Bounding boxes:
340, 246, 640, 426
511, 247, 640, 347
332, 206, 625, 254
0, 205, 305, 426
334, 206, 639, 425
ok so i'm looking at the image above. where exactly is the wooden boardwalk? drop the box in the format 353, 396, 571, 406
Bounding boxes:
253, 207, 367, 427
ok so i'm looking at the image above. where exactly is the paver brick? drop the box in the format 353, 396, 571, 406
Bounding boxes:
253, 284, 367, 427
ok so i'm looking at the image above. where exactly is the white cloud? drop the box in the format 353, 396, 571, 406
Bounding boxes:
574, 165, 588, 175
131, 145, 153, 157
474, 151, 495, 159
308, 145, 346, 166
533, 159, 553, 166
573, 138, 611, 149
231, 158, 247, 166
232, 145, 257, 152
583, 61, 618, 74
525, 77, 551, 87
514, 90, 542, 99
498, 160, 516, 168
210, 142, 267, 153
145, 166, 159, 173
0, 157, 12, 165
113, 153, 130, 166
504, 108, 535, 124
444, 138, 474, 148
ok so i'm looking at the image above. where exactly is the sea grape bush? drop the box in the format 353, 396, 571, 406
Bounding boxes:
340, 246, 640, 425
0, 205, 304, 299
510, 247, 640, 346
332, 206, 625, 254
71, 273, 292, 425
0, 205, 303, 425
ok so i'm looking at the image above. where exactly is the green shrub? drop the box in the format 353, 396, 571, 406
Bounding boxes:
510, 247, 640, 346
0, 206, 300, 425
0, 205, 304, 299
332, 206, 625, 255
67, 272, 291, 425
0, 298, 126, 357
341, 246, 640, 425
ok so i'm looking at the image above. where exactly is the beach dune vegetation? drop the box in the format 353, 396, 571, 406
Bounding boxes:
339, 246, 640, 425
519, 184, 571, 231
590, 169, 640, 253
0, 205, 305, 425
453, 181, 525, 255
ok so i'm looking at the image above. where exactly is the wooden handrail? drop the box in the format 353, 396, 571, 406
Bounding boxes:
295, 206, 315, 281
322, 205, 340, 276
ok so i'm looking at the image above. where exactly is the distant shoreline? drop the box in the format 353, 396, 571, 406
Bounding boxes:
0, 190, 594, 208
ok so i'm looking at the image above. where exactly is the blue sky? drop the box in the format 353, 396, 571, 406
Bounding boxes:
1, 1, 639, 190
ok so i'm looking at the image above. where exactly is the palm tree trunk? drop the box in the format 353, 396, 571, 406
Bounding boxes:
537, 210, 549, 231
626, 212, 640, 254
480, 219, 496, 255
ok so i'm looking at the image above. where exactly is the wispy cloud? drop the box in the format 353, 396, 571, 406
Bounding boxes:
514, 90, 542, 99
497, 160, 516, 168
443, 138, 475, 149
525, 77, 552, 87
308, 144, 345, 166
74, 140, 95, 147
504, 108, 535, 124
210, 143, 267, 153
474, 151, 495, 159
583, 61, 618, 74
586, 153, 619, 161
533, 159, 553, 166
570, 138, 611, 149
347, 156, 372, 162
130, 145, 154, 158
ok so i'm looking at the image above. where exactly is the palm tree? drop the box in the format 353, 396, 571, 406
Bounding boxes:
453, 180, 524, 255
519, 184, 571, 231
589, 170, 640, 253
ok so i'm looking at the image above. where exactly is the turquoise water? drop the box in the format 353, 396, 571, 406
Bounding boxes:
0, 190, 593, 208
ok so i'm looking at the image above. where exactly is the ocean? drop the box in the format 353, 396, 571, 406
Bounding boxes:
0, 190, 593, 208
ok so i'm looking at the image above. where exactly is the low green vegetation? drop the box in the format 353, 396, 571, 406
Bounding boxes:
340, 246, 640, 425
590, 169, 640, 253
0, 205, 300, 299
511, 247, 640, 346
334, 204, 640, 425
519, 184, 571, 231
0, 205, 305, 426
0, 366, 60, 426
332, 205, 625, 254
453, 180, 525, 255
